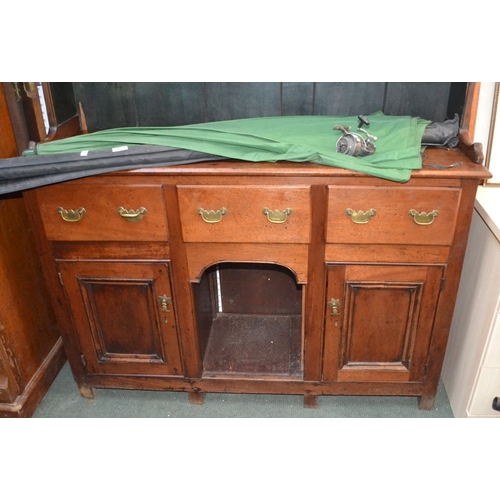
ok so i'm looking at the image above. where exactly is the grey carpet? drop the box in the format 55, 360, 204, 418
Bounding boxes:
33, 362, 454, 418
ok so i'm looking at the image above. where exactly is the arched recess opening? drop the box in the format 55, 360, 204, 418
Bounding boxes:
192, 262, 303, 379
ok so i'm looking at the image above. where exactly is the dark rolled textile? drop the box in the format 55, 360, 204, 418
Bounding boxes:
0, 145, 223, 195
421, 114, 460, 148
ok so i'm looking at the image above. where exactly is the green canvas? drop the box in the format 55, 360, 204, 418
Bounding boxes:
34, 113, 431, 182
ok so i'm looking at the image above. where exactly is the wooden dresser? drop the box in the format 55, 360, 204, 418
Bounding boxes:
23, 147, 491, 410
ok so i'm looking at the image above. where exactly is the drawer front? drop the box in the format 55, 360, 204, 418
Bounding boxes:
468, 366, 500, 417
36, 184, 169, 241
483, 310, 500, 368
177, 185, 311, 243
327, 186, 461, 245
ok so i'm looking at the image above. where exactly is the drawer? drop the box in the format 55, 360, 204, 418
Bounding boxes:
36, 183, 169, 241
468, 366, 500, 417
483, 310, 500, 368
177, 185, 311, 243
327, 186, 461, 245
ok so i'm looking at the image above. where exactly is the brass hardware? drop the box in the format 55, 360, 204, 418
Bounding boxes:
158, 294, 171, 313
262, 207, 293, 224
327, 298, 341, 316
345, 208, 377, 224
80, 354, 87, 369
117, 206, 147, 222
23, 82, 38, 99
12, 83, 22, 101
198, 207, 228, 223
57, 207, 86, 222
408, 209, 439, 225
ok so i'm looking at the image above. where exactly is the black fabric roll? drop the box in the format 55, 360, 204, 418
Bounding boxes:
0, 145, 224, 195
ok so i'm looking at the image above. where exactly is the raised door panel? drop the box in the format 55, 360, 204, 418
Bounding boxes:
323, 264, 443, 382
58, 261, 183, 376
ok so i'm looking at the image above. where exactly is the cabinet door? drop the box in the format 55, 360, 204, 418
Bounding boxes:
323, 264, 443, 382
58, 261, 183, 376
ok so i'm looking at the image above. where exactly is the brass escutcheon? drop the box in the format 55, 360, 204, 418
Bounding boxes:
327, 298, 341, 316
57, 207, 86, 222
117, 206, 147, 222
198, 207, 228, 223
262, 207, 293, 224
408, 209, 439, 225
345, 208, 377, 224
158, 294, 171, 313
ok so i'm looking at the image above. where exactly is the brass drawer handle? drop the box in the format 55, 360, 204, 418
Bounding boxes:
262, 207, 293, 224
345, 208, 377, 224
198, 207, 227, 223
57, 207, 86, 222
408, 209, 439, 225
117, 206, 147, 222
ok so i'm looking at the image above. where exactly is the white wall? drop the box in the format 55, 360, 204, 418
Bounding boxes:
474, 82, 498, 183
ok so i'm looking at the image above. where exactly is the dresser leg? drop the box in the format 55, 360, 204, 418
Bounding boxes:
418, 395, 436, 410
78, 385, 95, 399
189, 391, 205, 405
304, 395, 319, 409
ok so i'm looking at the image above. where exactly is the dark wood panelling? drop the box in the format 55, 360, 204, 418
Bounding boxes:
313, 82, 387, 116
448, 82, 468, 121
282, 82, 314, 115
71, 82, 463, 131
72, 82, 137, 130
384, 82, 452, 122
218, 263, 302, 315
205, 82, 282, 121
48, 82, 77, 124
134, 82, 206, 126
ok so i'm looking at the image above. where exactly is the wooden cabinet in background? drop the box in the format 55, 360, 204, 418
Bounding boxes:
23, 148, 491, 410
0, 85, 65, 418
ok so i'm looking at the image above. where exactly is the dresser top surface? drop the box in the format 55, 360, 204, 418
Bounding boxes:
118, 148, 491, 182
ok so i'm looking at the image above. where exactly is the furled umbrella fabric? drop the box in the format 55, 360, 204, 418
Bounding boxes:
0, 114, 431, 195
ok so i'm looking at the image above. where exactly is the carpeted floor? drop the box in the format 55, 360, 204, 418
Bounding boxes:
32, 362, 454, 418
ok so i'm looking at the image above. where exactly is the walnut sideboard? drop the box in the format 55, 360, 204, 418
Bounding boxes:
23, 148, 491, 410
